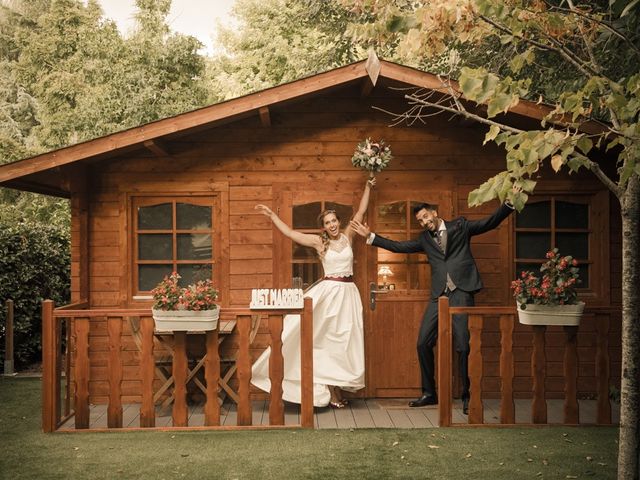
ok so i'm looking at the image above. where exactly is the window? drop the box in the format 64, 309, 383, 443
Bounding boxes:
291, 201, 353, 289
515, 196, 591, 288
375, 200, 430, 291
133, 197, 217, 293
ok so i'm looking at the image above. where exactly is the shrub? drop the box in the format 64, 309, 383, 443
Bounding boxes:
0, 220, 70, 367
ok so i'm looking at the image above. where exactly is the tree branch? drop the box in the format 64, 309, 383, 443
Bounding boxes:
586, 158, 624, 199
544, 1, 640, 59
401, 93, 624, 199
403, 94, 524, 134
478, 14, 597, 79
566, 0, 601, 74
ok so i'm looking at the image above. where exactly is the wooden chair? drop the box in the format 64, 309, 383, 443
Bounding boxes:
218, 313, 262, 404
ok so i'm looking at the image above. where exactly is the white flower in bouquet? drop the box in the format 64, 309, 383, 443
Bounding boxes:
351, 138, 392, 173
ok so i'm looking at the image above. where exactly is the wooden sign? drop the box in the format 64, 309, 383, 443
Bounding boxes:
250, 289, 304, 309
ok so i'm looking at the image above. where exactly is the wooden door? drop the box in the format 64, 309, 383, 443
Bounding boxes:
364, 189, 453, 398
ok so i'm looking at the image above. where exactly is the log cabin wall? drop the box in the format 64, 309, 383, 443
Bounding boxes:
70, 82, 621, 403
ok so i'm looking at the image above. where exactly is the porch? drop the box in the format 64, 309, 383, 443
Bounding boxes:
57, 397, 620, 431
42, 298, 620, 432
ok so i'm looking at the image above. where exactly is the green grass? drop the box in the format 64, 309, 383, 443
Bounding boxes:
0, 377, 618, 479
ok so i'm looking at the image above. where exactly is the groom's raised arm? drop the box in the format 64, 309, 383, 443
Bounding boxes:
350, 220, 422, 253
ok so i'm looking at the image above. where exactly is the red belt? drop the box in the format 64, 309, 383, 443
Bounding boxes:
323, 275, 353, 282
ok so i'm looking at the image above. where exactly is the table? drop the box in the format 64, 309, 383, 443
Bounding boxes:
152, 318, 237, 408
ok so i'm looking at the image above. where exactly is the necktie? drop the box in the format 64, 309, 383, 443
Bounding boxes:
433, 231, 443, 251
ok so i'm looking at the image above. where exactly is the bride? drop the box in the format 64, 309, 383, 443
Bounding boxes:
251, 176, 375, 408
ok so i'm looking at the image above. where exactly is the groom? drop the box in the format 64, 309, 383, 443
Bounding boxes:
351, 200, 514, 413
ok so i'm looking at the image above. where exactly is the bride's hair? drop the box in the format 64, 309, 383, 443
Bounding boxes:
317, 209, 339, 258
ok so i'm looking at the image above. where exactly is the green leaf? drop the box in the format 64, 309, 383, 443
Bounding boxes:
483, 125, 501, 145
468, 172, 509, 206
576, 136, 593, 155
487, 93, 516, 117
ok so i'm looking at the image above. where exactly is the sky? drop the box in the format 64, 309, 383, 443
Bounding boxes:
94, 0, 238, 55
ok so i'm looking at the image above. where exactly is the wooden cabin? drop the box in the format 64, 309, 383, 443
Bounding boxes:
0, 55, 621, 428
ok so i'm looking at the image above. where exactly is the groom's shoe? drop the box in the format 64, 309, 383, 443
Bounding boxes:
409, 394, 438, 408
462, 396, 469, 415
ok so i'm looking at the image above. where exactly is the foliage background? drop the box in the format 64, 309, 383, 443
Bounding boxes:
0, 220, 69, 367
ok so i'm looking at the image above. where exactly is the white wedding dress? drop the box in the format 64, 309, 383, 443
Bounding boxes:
251, 233, 365, 407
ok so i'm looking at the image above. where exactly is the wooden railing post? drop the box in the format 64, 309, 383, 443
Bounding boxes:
300, 297, 314, 428
107, 317, 123, 428
531, 325, 547, 424
41, 300, 56, 432
204, 328, 220, 426
268, 314, 284, 425
595, 314, 612, 424
563, 325, 579, 424
237, 315, 252, 425
172, 331, 189, 427
74, 317, 90, 429
499, 314, 515, 424
139, 316, 155, 427
4, 299, 14, 375
468, 314, 484, 424
437, 296, 452, 427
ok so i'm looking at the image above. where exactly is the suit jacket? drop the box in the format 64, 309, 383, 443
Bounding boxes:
372, 203, 513, 298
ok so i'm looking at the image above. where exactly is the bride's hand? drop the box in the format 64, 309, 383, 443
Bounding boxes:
255, 204, 274, 218
366, 175, 376, 188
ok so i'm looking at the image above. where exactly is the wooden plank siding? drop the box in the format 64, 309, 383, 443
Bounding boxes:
68, 83, 621, 404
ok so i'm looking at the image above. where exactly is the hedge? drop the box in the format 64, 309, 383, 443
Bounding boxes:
0, 220, 70, 368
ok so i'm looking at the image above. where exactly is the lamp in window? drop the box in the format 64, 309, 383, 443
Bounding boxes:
377, 265, 394, 289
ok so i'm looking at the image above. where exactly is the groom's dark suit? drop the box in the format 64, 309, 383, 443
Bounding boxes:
371, 203, 514, 402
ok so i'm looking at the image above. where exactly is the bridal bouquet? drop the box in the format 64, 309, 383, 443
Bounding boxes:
351, 138, 392, 173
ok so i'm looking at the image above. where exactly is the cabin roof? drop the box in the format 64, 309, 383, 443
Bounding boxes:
0, 54, 607, 197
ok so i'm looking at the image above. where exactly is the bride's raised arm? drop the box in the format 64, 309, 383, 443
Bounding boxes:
344, 176, 375, 241
255, 204, 323, 252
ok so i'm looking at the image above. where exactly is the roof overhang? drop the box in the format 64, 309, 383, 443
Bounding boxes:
0, 53, 609, 197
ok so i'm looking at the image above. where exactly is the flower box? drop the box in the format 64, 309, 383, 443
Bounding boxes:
152, 308, 219, 331
517, 302, 585, 326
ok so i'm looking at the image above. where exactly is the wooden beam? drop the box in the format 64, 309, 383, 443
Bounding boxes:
258, 106, 271, 127
4, 179, 70, 198
143, 139, 171, 157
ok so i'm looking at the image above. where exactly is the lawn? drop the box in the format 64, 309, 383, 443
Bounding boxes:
0, 377, 618, 479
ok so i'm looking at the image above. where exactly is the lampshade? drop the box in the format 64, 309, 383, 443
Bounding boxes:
377, 265, 393, 276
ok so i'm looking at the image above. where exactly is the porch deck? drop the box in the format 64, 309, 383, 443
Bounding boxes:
58, 398, 620, 431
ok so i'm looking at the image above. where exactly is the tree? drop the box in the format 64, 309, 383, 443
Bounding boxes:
205, 0, 362, 101
343, 1, 639, 477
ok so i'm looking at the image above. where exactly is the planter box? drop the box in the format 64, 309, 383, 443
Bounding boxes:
152, 308, 219, 331
517, 302, 585, 326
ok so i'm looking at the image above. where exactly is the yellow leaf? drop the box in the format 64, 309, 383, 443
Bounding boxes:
551, 154, 563, 172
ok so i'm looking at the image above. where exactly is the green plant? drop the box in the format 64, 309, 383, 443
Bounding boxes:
511, 248, 580, 309
0, 219, 70, 367
151, 272, 218, 311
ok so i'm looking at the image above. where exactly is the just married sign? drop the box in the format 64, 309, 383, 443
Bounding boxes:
250, 288, 304, 309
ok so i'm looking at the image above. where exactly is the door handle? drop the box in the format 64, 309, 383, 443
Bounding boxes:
369, 282, 389, 310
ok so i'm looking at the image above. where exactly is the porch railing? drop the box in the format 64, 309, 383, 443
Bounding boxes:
41, 299, 314, 432
436, 296, 616, 426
